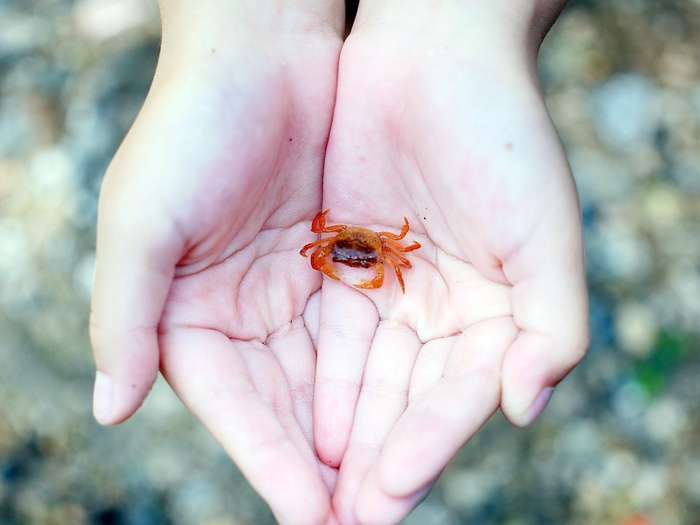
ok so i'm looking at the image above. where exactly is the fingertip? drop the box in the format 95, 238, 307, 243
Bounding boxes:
355, 469, 429, 525
313, 380, 361, 467
90, 323, 160, 425
92, 371, 114, 425
318, 451, 341, 469
313, 383, 351, 469
500, 336, 550, 426
501, 332, 584, 426
92, 368, 158, 426
503, 386, 555, 427
313, 412, 346, 468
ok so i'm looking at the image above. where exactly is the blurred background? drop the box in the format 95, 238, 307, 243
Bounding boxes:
1, 0, 699, 523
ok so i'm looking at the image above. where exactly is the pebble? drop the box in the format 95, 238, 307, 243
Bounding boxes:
1, 1, 699, 524
590, 73, 656, 150
615, 301, 658, 357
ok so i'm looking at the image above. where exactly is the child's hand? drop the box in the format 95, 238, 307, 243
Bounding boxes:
315, 1, 588, 522
89, 2, 344, 522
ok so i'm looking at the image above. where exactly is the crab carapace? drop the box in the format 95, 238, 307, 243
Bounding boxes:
299, 210, 421, 293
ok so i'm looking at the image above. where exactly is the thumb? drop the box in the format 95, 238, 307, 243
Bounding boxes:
500, 198, 589, 426
89, 169, 182, 425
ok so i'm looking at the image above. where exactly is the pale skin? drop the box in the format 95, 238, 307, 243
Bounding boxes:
90, 1, 588, 524
314, 2, 589, 522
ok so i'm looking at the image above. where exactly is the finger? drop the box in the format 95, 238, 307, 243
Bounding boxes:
354, 468, 431, 525
269, 315, 332, 499
267, 317, 317, 447
378, 317, 516, 497
238, 335, 319, 471
90, 181, 182, 425
333, 321, 421, 524
332, 446, 375, 525
161, 327, 330, 525
304, 289, 322, 349
501, 208, 589, 426
314, 280, 378, 467
240, 339, 340, 494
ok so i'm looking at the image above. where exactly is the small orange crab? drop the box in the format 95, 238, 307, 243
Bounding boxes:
299, 210, 421, 293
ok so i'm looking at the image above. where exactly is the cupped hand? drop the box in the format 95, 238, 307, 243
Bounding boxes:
313, 3, 588, 523
89, 4, 344, 522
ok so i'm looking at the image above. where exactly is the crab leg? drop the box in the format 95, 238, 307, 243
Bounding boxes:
378, 217, 410, 240
385, 256, 406, 294
384, 241, 412, 268
399, 241, 421, 253
300, 237, 333, 257
311, 209, 347, 234
354, 262, 384, 290
311, 245, 340, 280
384, 237, 421, 258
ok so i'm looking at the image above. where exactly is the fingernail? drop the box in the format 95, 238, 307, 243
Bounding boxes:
522, 387, 554, 425
93, 371, 113, 424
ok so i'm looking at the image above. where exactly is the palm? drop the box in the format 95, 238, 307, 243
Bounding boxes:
159, 223, 333, 523
94, 38, 342, 523
154, 48, 342, 522
314, 35, 587, 523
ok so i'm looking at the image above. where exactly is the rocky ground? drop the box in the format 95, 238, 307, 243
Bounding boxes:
0, 0, 698, 524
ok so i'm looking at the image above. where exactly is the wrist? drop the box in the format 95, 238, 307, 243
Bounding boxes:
354, 0, 566, 54
158, 0, 345, 54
